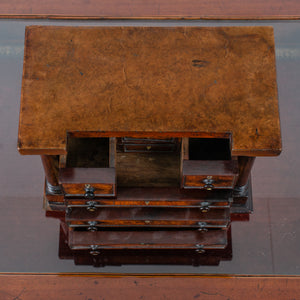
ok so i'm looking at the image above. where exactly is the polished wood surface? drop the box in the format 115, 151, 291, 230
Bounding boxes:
182, 160, 238, 189
1, 19, 300, 297
236, 156, 256, 187
59, 167, 116, 196
1, 0, 300, 19
1, 274, 299, 300
65, 187, 232, 208
68, 228, 228, 250
41, 155, 59, 186
18, 26, 281, 156
66, 206, 229, 227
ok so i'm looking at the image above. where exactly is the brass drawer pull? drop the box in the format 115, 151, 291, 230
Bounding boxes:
84, 184, 95, 199
198, 222, 208, 232
199, 201, 210, 213
90, 245, 100, 256
202, 176, 215, 190
86, 200, 97, 212
87, 221, 98, 232
195, 244, 205, 254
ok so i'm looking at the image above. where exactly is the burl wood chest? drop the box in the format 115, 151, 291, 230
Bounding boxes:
18, 26, 281, 255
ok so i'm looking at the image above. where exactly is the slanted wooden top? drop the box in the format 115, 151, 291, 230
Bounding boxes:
18, 26, 281, 156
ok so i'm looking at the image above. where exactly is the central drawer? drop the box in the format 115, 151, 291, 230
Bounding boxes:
68, 228, 228, 250
65, 188, 232, 210
66, 207, 230, 229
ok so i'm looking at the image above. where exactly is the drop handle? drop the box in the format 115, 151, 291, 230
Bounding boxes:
198, 222, 208, 232
86, 200, 97, 212
87, 221, 98, 232
195, 244, 205, 254
202, 176, 215, 190
199, 201, 210, 213
90, 245, 100, 256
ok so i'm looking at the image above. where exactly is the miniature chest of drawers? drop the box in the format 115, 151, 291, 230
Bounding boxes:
18, 26, 281, 254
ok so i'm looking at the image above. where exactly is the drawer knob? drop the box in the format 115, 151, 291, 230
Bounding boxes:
202, 177, 215, 190
199, 201, 210, 213
90, 245, 100, 256
86, 200, 97, 212
87, 221, 98, 232
198, 222, 208, 232
195, 244, 205, 254
84, 184, 95, 199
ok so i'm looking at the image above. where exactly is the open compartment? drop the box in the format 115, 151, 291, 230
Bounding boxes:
116, 137, 181, 188
181, 137, 238, 190
58, 136, 116, 197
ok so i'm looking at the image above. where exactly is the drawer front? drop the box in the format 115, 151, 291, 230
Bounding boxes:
183, 175, 235, 189
66, 207, 230, 230
65, 187, 232, 210
62, 183, 115, 197
65, 198, 231, 210
67, 218, 229, 229
123, 143, 176, 152
68, 228, 228, 250
117, 137, 179, 153
59, 167, 116, 197
182, 160, 238, 190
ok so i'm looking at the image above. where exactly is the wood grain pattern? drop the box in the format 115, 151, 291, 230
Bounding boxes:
40, 155, 59, 186
58, 224, 233, 266
182, 160, 238, 189
68, 228, 228, 249
183, 175, 236, 189
65, 187, 232, 208
236, 156, 256, 187
18, 26, 281, 157
59, 168, 116, 184
183, 160, 238, 176
1, 0, 300, 19
59, 167, 116, 196
116, 151, 180, 187
66, 207, 230, 228
0, 274, 299, 300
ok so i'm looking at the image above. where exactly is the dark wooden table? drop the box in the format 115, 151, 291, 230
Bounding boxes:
0, 19, 300, 299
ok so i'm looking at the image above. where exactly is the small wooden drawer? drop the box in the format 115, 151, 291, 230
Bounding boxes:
182, 160, 238, 190
117, 137, 179, 153
65, 188, 232, 210
68, 228, 228, 250
66, 207, 230, 229
59, 167, 116, 197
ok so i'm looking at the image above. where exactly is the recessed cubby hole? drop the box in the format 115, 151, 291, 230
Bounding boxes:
188, 138, 231, 160
65, 136, 181, 188
116, 138, 181, 188
66, 137, 109, 168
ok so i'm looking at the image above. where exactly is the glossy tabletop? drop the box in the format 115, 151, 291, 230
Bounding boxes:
0, 20, 300, 275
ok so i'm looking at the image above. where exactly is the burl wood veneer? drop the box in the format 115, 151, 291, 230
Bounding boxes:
18, 26, 281, 157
